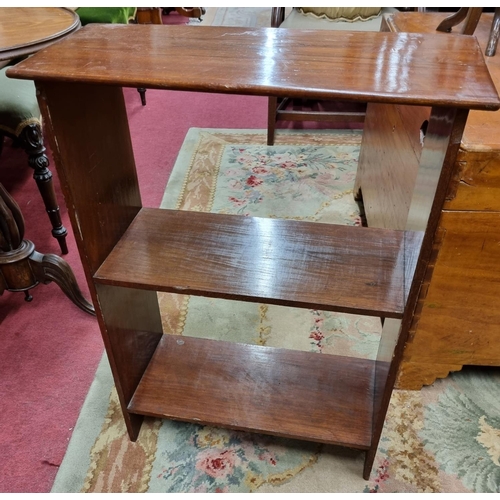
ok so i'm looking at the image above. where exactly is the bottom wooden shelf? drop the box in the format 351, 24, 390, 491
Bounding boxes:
128, 334, 375, 450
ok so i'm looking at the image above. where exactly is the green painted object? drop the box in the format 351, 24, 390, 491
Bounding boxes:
76, 7, 137, 25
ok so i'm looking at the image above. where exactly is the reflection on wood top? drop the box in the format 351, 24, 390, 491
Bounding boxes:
387, 11, 500, 150
0, 7, 80, 61
7, 24, 500, 110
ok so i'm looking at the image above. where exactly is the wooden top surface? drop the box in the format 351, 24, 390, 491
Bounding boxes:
7, 24, 500, 110
0, 7, 80, 61
387, 11, 500, 150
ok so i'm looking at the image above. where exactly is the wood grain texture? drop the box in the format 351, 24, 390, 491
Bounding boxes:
38, 82, 142, 274
400, 211, 500, 369
445, 150, 500, 211
94, 208, 424, 319
387, 11, 500, 151
396, 361, 465, 390
95, 284, 163, 439
386, 11, 500, 389
0, 7, 80, 61
21, 17, 499, 473
355, 103, 429, 230
364, 107, 470, 476
7, 24, 500, 110
129, 335, 375, 450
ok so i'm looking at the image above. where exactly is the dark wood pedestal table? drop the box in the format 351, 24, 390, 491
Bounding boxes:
0, 182, 94, 314
7, 25, 499, 479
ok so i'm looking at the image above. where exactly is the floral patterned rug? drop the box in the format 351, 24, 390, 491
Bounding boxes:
51, 129, 500, 493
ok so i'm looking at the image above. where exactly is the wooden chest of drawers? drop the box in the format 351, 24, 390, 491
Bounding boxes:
382, 12, 500, 389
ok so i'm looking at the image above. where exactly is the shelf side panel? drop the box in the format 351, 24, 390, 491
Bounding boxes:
38, 82, 163, 439
364, 107, 470, 479
129, 335, 375, 450
355, 103, 430, 231
38, 82, 142, 273
94, 209, 415, 318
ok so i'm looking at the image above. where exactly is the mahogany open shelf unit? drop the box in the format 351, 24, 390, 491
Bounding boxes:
8, 24, 499, 480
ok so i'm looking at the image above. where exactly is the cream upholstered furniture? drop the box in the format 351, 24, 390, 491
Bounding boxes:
267, 7, 398, 144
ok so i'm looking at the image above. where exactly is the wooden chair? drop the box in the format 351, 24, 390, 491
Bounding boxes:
436, 7, 500, 56
267, 8, 394, 145
0, 66, 68, 254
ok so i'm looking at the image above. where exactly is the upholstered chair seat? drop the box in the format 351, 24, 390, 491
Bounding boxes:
0, 66, 68, 254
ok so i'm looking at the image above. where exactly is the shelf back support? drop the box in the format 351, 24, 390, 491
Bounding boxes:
36, 81, 164, 439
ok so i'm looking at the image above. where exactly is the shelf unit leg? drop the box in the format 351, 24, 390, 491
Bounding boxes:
96, 284, 163, 439
360, 106, 470, 479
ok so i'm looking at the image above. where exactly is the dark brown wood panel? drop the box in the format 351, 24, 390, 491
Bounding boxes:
94, 208, 424, 318
7, 25, 500, 110
95, 284, 163, 433
37, 82, 163, 440
38, 82, 142, 273
129, 335, 375, 449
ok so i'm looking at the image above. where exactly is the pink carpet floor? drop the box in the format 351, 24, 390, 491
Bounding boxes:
0, 18, 357, 492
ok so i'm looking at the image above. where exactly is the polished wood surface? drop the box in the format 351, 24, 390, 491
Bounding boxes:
266, 6, 366, 146
95, 284, 163, 439
136, 7, 162, 25
0, 7, 80, 61
16, 122, 68, 254
355, 103, 429, 229
435, 7, 483, 35
7, 24, 500, 111
129, 335, 375, 450
18, 23, 499, 478
94, 208, 423, 319
446, 149, 500, 211
387, 12, 500, 150
378, 11, 500, 389
360, 105, 470, 475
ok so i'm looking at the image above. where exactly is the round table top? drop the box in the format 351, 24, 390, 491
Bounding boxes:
0, 7, 80, 61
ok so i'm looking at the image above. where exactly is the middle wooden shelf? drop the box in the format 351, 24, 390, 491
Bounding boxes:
94, 208, 424, 318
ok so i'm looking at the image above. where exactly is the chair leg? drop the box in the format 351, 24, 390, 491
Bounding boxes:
436, 8, 470, 32
486, 7, 500, 57
267, 96, 278, 146
137, 88, 147, 106
19, 123, 68, 254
